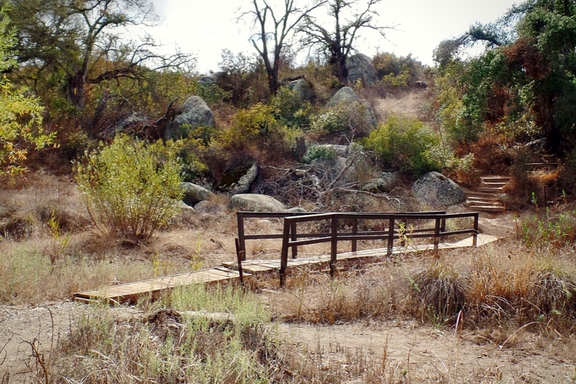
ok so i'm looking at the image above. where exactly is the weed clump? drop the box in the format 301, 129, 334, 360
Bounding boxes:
53, 285, 290, 383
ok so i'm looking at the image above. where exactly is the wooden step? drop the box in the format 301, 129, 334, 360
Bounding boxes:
466, 205, 506, 213
480, 175, 511, 182
466, 195, 500, 202
476, 186, 506, 193
464, 175, 510, 213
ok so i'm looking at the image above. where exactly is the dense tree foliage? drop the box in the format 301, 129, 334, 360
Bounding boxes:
0, 7, 54, 177
436, 0, 576, 156
2, 0, 194, 134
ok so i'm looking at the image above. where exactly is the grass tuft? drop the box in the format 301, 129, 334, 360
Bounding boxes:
410, 261, 466, 324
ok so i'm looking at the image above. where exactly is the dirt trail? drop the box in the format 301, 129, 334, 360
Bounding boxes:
279, 321, 574, 382
1, 300, 574, 383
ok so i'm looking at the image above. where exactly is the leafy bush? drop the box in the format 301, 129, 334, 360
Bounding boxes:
362, 115, 444, 177
75, 135, 183, 242
302, 145, 338, 164
381, 64, 411, 88
310, 101, 375, 139
270, 86, 313, 129
217, 103, 279, 150
373, 52, 422, 79
310, 108, 347, 135
520, 209, 576, 248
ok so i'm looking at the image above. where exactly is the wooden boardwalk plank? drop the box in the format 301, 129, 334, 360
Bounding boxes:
74, 267, 245, 303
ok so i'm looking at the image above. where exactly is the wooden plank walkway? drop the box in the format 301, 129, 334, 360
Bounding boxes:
73, 234, 499, 304
73, 267, 245, 304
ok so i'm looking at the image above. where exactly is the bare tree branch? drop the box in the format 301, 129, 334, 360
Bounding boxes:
299, 0, 391, 83
241, 0, 326, 95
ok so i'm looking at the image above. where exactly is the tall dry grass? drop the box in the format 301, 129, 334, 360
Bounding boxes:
264, 240, 576, 337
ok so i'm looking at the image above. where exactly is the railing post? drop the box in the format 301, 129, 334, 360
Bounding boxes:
290, 221, 298, 259
279, 219, 291, 287
330, 214, 338, 277
400, 218, 407, 247
236, 212, 246, 261
387, 217, 395, 256
351, 217, 358, 252
473, 212, 479, 247
234, 238, 244, 285
434, 217, 440, 251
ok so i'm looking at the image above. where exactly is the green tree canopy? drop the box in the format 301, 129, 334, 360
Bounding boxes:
436, 0, 576, 156
2, 0, 194, 134
0, 7, 54, 178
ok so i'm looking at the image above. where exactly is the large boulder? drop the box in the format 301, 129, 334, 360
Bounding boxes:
101, 112, 149, 139
325, 87, 378, 133
166, 96, 215, 140
326, 86, 359, 107
218, 162, 259, 194
180, 182, 214, 206
411, 172, 466, 208
362, 172, 399, 193
288, 78, 314, 103
230, 163, 259, 195
347, 54, 378, 86
229, 194, 286, 212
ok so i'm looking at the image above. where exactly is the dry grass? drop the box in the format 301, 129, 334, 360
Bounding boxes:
262, 241, 576, 336
2, 173, 576, 382
373, 88, 436, 124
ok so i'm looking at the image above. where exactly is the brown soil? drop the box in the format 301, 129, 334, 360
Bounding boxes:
278, 321, 574, 382
2, 300, 574, 383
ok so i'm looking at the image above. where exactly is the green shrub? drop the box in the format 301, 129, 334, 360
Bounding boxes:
192, 80, 232, 106
310, 101, 375, 139
520, 209, 576, 248
381, 64, 411, 88
310, 108, 347, 135
270, 86, 313, 129
218, 103, 280, 150
362, 115, 444, 177
75, 134, 183, 242
302, 145, 338, 164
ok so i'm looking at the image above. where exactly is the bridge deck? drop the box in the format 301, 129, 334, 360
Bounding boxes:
73, 234, 499, 304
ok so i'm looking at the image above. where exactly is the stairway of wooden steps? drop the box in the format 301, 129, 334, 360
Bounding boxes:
465, 175, 511, 213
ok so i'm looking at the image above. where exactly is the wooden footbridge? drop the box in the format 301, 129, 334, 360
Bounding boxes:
74, 210, 499, 304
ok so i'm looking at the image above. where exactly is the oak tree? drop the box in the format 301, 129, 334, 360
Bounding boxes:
3, 0, 194, 134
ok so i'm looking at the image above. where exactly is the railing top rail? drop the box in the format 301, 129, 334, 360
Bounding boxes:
236, 211, 319, 218
283, 211, 478, 223
236, 210, 451, 218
